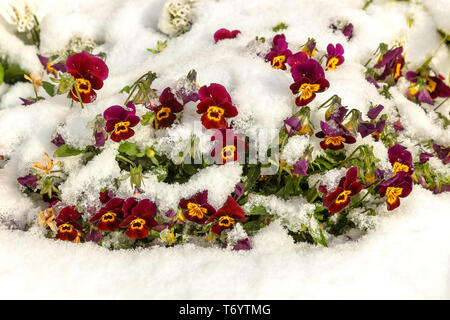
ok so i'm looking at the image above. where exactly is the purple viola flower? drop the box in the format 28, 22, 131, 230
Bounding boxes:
393, 120, 404, 132
326, 43, 344, 71
293, 158, 309, 176
358, 122, 376, 138
85, 229, 102, 243
417, 89, 434, 105
342, 23, 353, 40
284, 116, 302, 135
375, 169, 385, 180
17, 174, 38, 189
432, 144, 450, 165
374, 46, 404, 81
94, 131, 107, 147
366, 76, 380, 89
286, 51, 308, 69
388, 144, 414, 175
214, 28, 241, 43
328, 105, 348, 124
233, 182, 245, 201
433, 185, 450, 194
428, 75, 450, 100
419, 152, 434, 164
265, 34, 292, 70
104, 102, 140, 143
367, 104, 384, 120
165, 210, 177, 218
232, 238, 252, 251
315, 121, 356, 150
290, 59, 330, 106
51, 135, 65, 147
19, 97, 35, 106
37, 54, 66, 76
378, 171, 413, 211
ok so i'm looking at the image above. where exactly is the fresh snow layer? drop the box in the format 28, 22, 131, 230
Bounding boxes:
0, 0, 450, 299
0, 188, 449, 299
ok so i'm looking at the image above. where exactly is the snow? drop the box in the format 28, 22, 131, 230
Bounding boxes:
0, 188, 449, 299
0, 0, 449, 299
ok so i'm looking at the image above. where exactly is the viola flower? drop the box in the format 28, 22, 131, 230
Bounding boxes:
89, 198, 125, 231
51, 135, 65, 147
85, 229, 102, 243
17, 174, 38, 189
290, 59, 330, 106
419, 152, 434, 164
99, 190, 114, 204
179, 190, 216, 225
367, 104, 384, 120
315, 121, 356, 150
374, 46, 404, 82
19, 97, 35, 106
433, 143, 450, 165
32, 152, 55, 175
104, 102, 140, 143
342, 23, 353, 40
24, 72, 43, 92
211, 128, 248, 164
322, 167, 363, 213
371, 119, 385, 141
119, 198, 158, 239
326, 43, 344, 71
393, 119, 404, 132
152, 87, 183, 128
55, 206, 83, 242
37, 207, 57, 232
207, 196, 248, 235
428, 75, 450, 100
301, 39, 316, 58
214, 28, 240, 42
66, 51, 109, 104
388, 144, 414, 175
284, 116, 302, 135
286, 51, 308, 69
366, 76, 380, 89
358, 119, 384, 140
37, 54, 66, 77
233, 183, 245, 201
233, 238, 251, 251
196, 83, 238, 129
265, 34, 292, 70
378, 171, 413, 211
292, 158, 309, 177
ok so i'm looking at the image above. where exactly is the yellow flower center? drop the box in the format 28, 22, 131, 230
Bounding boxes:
222, 145, 236, 160
156, 107, 171, 121
394, 62, 402, 79
326, 57, 339, 70
335, 190, 351, 204
206, 106, 224, 121
130, 218, 146, 230
218, 215, 235, 227
101, 211, 117, 223
392, 161, 409, 175
427, 77, 437, 93
324, 135, 345, 146
114, 121, 130, 134
386, 187, 403, 205
409, 84, 419, 96
187, 202, 207, 219
298, 83, 320, 101
76, 78, 92, 94
58, 223, 74, 233
272, 55, 286, 69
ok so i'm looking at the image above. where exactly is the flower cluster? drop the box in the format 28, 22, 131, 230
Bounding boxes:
158, 0, 195, 37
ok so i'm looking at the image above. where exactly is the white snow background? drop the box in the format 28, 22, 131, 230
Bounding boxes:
0, 0, 450, 299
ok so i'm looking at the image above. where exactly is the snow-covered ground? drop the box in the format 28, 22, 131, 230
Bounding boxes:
0, 0, 449, 299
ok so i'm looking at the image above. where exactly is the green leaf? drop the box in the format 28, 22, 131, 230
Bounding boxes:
4, 63, 27, 84
244, 165, 260, 191
119, 85, 131, 94
0, 64, 4, 85
42, 81, 56, 97
53, 144, 86, 157
183, 164, 197, 176
248, 205, 268, 215
272, 22, 288, 32
118, 141, 141, 157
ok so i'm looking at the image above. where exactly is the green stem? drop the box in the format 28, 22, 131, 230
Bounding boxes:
317, 94, 339, 110
116, 155, 136, 168
73, 83, 85, 109
338, 145, 363, 168
434, 97, 448, 112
